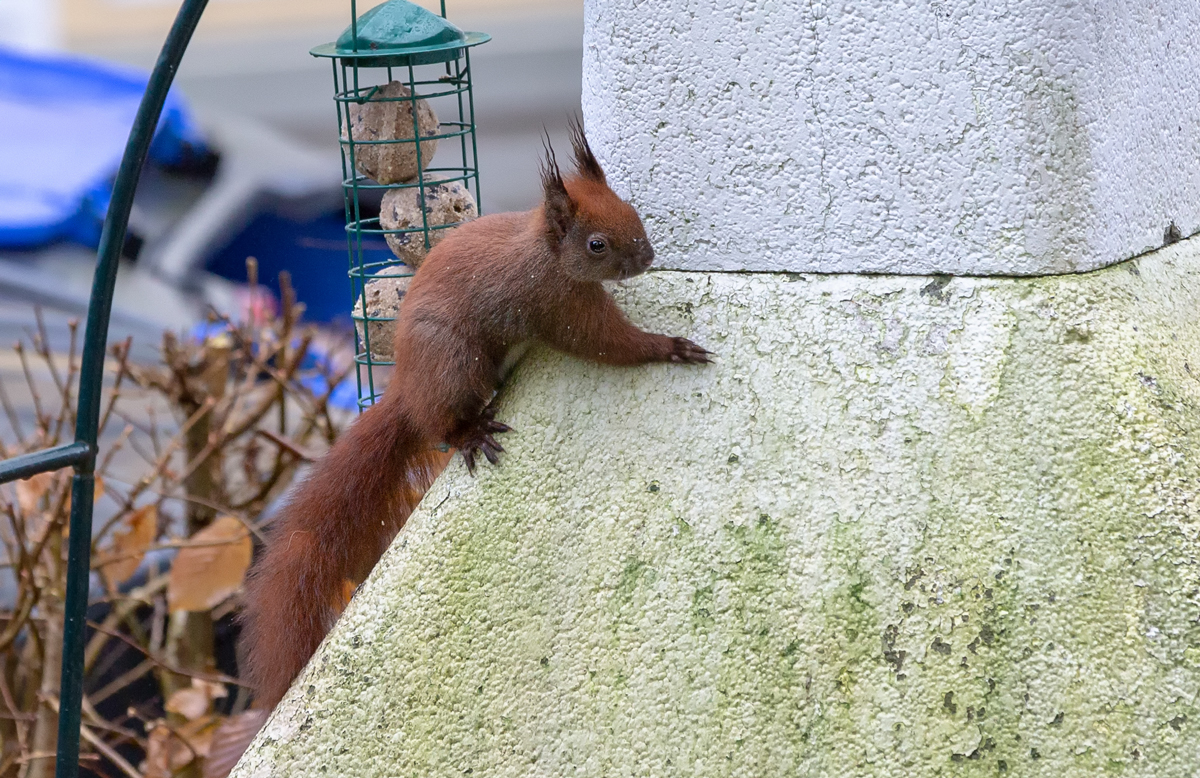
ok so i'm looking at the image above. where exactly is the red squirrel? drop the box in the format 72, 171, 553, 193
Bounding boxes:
237, 123, 711, 714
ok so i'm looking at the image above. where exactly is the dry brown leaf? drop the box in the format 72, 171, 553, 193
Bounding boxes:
171, 716, 218, 770
204, 709, 268, 778
168, 515, 252, 613
96, 504, 157, 588
16, 472, 52, 514
165, 678, 227, 721
146, 716, 220, 775
143, 724, 173, 778
166, 686, 211, 720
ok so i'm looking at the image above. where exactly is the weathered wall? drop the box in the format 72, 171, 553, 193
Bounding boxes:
582, 0, 1200, 275
234, 237, 1200, 778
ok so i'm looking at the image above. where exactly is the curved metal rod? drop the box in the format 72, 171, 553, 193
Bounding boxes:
57, 1, 210, 776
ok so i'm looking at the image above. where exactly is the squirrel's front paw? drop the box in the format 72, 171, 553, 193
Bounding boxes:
668, 337, 714, 364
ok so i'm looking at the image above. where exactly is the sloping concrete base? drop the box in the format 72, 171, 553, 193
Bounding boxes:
234, 238, 1200, 777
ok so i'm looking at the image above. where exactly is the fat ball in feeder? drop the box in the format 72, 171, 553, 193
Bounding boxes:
343, 81, 439, 185
380, 176, 478, 266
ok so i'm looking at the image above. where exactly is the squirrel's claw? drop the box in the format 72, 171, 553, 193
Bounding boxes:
457, 416, 511, 476
669, 337, 714, 364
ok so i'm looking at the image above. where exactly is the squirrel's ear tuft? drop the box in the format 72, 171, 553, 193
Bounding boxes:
568, 116, 607, 184
541, 136, 574, 241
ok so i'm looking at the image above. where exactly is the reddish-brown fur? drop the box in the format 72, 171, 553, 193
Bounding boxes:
237, 124, 710, 716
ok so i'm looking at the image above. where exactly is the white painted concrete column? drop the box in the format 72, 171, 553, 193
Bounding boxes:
583, 0, 1200, 275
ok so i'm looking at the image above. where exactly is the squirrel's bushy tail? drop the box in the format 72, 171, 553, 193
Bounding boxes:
239, 392, 448, 710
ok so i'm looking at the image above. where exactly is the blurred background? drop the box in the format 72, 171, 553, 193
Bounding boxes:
0, 9, 586, 757
0, 0, 583, 346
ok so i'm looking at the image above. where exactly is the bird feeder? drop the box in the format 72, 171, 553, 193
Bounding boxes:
312, 0, 489, 408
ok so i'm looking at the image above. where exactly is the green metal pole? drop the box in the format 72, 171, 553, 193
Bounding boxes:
56, 1, 209, 776
0, 442, 88, 483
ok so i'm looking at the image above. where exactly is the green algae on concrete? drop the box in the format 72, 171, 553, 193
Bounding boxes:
234, 239, 1200, 778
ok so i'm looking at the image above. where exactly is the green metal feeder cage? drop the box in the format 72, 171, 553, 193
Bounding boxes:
312, 0, 489, 409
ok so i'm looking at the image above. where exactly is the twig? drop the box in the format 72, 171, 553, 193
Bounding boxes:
83, 573, 169, 672
79, 725, 141, 778
0, 375, 26, 444
92, 532, 252, 574
80, 694, 143, 742
84, 621, 246, 688
13, 342, 46, 435
96, 336, 133, 438
95, 475, 250, 540
13, 751, 57, 764
0, 584, 39, 655
255, 428, 317, 462
96, 424, 134, 475
0, 709, 34, 721
94, 398, 216, 542
87, 658, 154, 707
147, 403, 162, 460
45, 696, 142, 778
110, 411, 161, 467
32, 309, 65, 399
0, 656, 31, 755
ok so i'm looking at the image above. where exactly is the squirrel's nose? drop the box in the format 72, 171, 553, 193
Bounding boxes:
638, 240, 655, 269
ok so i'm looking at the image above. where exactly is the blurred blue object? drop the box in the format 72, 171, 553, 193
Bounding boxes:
300, 372, 360, 411
188, 320, 232, 343
0, 46, 208, 249
206, 209, 389, 324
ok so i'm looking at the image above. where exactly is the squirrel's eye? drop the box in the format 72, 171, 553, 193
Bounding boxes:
588, 238, 607, 254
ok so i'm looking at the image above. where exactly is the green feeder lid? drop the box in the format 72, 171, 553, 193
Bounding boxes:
311, 0, 489, 66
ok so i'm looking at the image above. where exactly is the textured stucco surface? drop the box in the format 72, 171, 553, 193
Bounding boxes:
582, 0, 1200, 275
235, 238, 1200, 777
